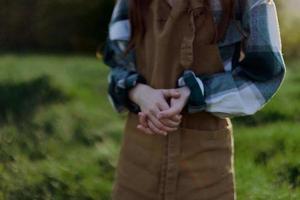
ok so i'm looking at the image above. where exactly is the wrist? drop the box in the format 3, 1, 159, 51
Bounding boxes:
177, 70, 206, 113
181, 86, 191, 97
128, 83, 147, 104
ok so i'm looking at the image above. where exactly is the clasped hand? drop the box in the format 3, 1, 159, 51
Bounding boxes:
129, 83, 191, 136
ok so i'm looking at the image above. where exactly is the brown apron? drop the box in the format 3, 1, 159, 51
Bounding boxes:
112, 0, 236, 199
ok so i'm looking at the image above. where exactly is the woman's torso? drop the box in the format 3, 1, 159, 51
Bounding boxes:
134, 0, 245, 88
133, 0, 241, 130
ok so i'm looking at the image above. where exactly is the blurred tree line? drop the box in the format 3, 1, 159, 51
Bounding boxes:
0, 0, 114, 53
0, 0, 299, 58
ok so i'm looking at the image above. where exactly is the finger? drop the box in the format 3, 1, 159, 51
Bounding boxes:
148, 112, 168, 131
158, 97, 185, 119
161, 89, 180, 99
147, 108, 171, 130
157, 105, 182, 123
156, 100, 172, 120
148, 111, 177, 132
161, 118, 180, 128
157, 105, 182, 119
170, 114, 182, 123
148, 120, 167, 136
137, 124, 154, 135
138, 112, 148, 128
157, 100, 170, 111
157, 103, 181, 129
156, 101, 182, 122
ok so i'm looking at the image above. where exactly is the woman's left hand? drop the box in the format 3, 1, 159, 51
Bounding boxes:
157, 86, 190, 119
137, 86, 190, 134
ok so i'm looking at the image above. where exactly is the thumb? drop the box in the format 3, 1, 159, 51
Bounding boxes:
161, 89, 180, 99
158, 106, 181, 119
157, 101, 182, 119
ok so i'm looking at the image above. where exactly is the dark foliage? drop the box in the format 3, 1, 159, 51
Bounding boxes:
6, 174, 94, 200
233, 110, 292, 126
254, 138, 285, 166
0, 75, 69, 125
276, 163, 300, 189
0, 0, 114, 52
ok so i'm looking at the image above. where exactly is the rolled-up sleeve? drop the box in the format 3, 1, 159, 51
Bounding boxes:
103, 0, 145, 114
191, 0, 286, 118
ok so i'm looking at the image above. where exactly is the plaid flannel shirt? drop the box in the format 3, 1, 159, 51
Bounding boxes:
103, 0, 286, 118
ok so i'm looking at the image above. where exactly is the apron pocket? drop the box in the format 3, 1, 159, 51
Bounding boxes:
112, 112, 164, 199
178, 126, 234, 184
177, 126, 234, 198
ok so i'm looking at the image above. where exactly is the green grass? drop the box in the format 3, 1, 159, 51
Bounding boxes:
0, 54, 299, 199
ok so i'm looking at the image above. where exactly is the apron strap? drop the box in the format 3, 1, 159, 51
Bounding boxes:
180, 0, 208, 68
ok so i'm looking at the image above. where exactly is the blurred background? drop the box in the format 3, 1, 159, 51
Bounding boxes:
0, 0, 299, 199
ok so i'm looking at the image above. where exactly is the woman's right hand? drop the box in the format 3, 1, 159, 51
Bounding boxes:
129, 83, 182, 135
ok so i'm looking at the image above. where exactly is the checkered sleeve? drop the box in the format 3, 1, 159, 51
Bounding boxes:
103, 0, 146, 114
179, 0, 286, 118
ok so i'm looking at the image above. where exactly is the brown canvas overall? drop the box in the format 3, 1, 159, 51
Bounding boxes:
112, 0, 235, 199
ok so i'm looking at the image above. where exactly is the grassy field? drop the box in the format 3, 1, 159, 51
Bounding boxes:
0, 54, 299, 200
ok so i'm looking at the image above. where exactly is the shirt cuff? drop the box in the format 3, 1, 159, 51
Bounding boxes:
114, 72, 147, 114
177, 70, 206, 113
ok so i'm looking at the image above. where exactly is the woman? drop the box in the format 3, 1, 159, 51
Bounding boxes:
103, 0, 285, 199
